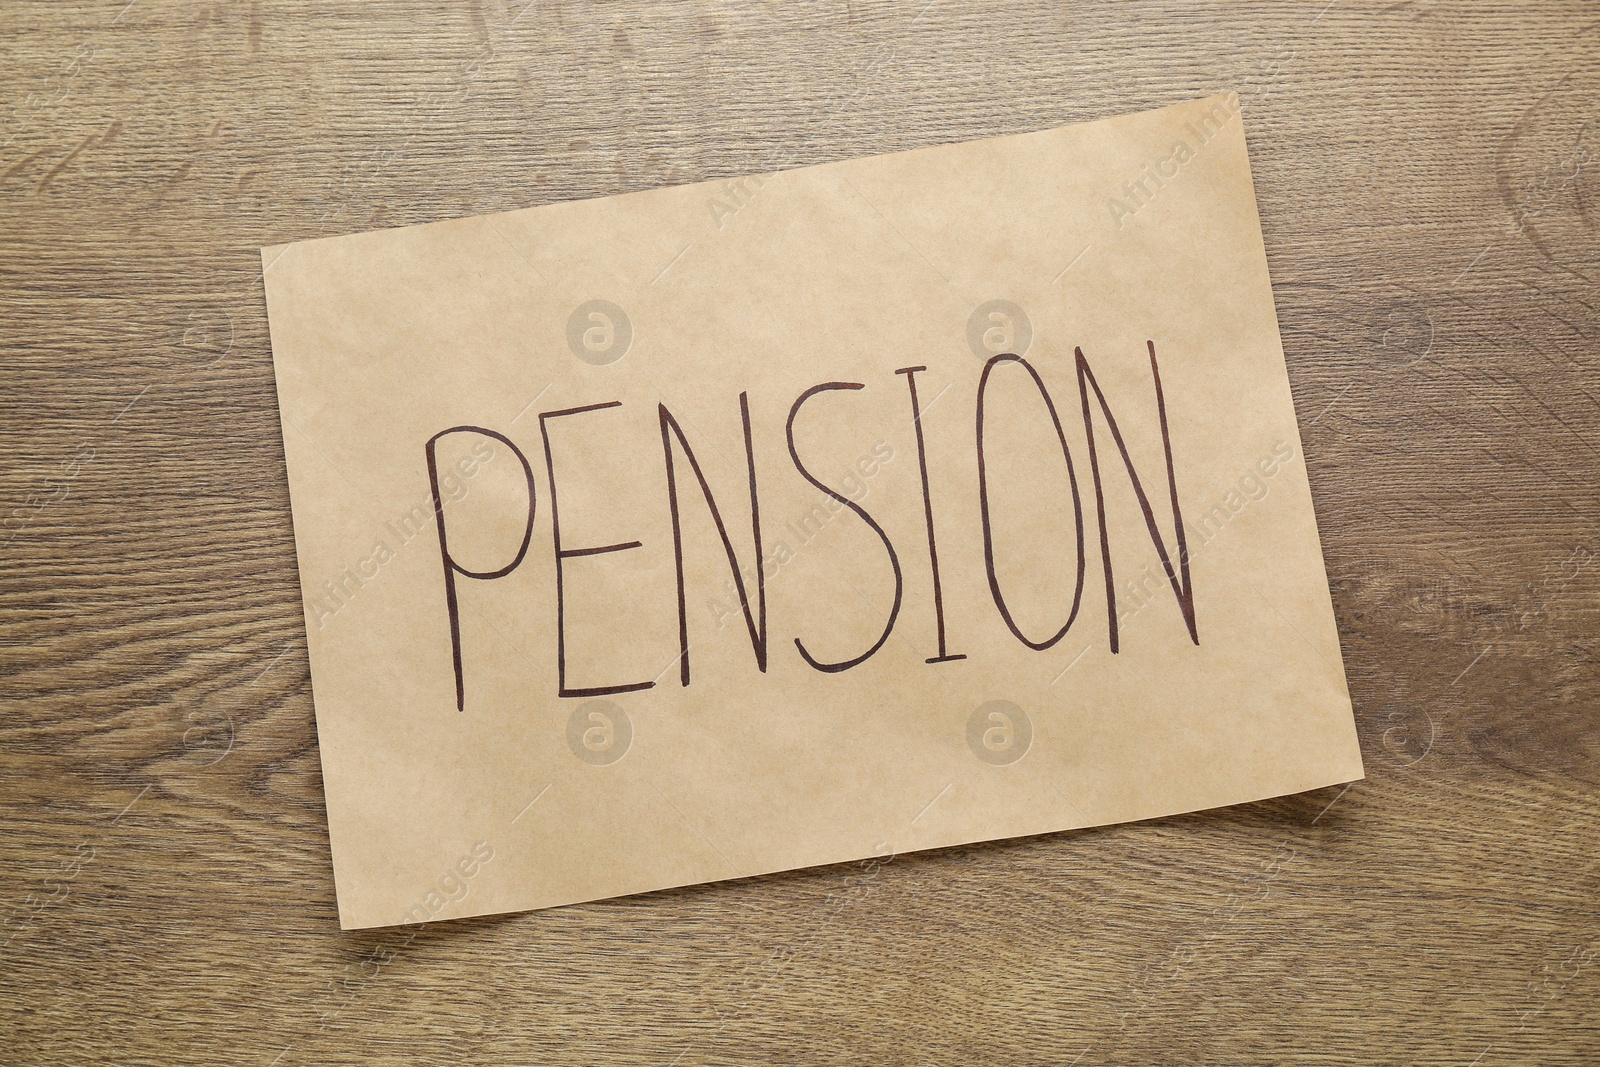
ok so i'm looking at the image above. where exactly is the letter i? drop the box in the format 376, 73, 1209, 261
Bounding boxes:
895, 366, 966, 664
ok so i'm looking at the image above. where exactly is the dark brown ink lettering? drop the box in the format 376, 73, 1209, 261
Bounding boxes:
974, 354, 1086, 651
538, 401, 655, 698
785, 382, 903, 673
659, 393, 767, 686
426, 426, 537, 712
895, 366, 965, 664
1075, 341, 1198, 653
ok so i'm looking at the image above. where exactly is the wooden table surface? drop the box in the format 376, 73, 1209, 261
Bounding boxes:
3, 2, 1597, 1063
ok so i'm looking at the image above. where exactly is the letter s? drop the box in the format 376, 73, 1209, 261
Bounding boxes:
785, 383, 903, 673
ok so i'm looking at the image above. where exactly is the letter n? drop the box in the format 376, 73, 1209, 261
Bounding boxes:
658, 394, 767, 685
1075, 342, 1198, 653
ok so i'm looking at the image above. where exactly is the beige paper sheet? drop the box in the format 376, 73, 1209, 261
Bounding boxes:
261, 93, 1362, 930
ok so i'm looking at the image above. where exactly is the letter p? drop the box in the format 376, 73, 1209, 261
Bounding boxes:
426, 426, 537, 712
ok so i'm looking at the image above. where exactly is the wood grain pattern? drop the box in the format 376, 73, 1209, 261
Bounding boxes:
2, 1, 1597, 1063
